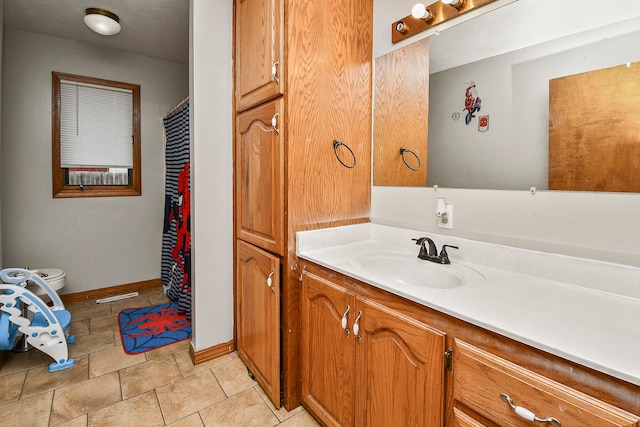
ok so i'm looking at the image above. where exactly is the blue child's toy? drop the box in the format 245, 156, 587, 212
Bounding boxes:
0, 268, 75, 372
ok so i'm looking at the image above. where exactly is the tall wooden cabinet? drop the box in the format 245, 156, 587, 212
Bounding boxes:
233, 0, 373, 410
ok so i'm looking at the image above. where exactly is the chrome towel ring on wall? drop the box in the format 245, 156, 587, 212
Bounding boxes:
333, 140, 356, 169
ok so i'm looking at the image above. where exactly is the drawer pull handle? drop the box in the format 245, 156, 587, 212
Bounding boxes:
500, 393, 561, 427
341, 305, 350, 336
353, 310, 362, 342
267, 269, 275, 293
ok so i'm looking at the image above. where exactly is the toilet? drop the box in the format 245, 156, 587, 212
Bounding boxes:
4, 268, 67, 300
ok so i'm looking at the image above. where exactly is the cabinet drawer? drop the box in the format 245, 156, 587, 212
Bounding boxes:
453, 339, 640, 427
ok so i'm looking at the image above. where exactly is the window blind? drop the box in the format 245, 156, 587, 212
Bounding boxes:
60, 80, 133, 168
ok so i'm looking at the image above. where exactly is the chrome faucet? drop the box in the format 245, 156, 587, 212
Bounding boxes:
412, 237, 459, 264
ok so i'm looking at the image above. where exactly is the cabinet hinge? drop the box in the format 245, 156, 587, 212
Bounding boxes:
444, 347, 453, 371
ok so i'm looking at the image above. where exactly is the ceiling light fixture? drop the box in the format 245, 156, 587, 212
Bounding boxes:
84, 8, 121, 36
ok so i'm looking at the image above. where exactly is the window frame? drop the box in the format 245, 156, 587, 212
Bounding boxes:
52, 71, 141, 198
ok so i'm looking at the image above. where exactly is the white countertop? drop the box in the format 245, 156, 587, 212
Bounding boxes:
296, 223, 640, 386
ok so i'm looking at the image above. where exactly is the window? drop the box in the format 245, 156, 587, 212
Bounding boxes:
52, 72, 141, 197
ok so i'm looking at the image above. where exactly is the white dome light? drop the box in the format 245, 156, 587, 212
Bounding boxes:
84, 8, 121, 36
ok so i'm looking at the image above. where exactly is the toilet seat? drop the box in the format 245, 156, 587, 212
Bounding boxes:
6, 269, 66, 294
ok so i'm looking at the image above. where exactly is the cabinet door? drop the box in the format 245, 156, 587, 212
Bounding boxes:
235, 99, 285, 255
236, 240, 281, 408
355, 297, 446, 427
234, 0, 284, 112
301, 271, 356, 427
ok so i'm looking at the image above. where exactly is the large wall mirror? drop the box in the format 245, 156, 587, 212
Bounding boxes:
373, 2, 640, 192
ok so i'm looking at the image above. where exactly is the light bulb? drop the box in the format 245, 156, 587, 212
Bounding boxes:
441, 0, 465, 9
411, 3, 433, 21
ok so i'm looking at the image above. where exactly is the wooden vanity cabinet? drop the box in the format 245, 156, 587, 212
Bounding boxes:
451, 339, 640, 427
233, 0, 373, 411
298, 261, 640, 426
301, 270, 446, 427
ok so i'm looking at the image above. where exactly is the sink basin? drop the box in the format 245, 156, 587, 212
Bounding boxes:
350, 250, 485, 289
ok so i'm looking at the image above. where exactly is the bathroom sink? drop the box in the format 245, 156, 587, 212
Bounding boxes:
350, 250, 485, 289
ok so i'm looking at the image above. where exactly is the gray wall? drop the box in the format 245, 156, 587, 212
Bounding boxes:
1, 27, 188, 293
428, 26, 640, 190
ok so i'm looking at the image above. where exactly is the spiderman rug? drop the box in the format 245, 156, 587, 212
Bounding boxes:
118, 302, 191, 355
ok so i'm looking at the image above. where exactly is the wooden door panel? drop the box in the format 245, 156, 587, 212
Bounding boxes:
234, 0, 284, 111
235, 99, 285, 255
286, 0, 372, 231
374, 38, 429, 187
301, 271, 356, 427
236, 240, 281, 408
355, 297, 446, 427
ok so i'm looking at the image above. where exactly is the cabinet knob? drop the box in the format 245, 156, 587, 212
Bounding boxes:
500, 393, 561, 427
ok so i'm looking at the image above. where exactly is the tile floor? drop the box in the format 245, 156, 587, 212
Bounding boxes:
0, 287, 320, 426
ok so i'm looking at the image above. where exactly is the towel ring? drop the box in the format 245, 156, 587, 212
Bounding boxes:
333, 140, 356, 169
399, 148, 421, 171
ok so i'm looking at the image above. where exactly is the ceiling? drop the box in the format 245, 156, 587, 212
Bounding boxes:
3, 0, 189, 64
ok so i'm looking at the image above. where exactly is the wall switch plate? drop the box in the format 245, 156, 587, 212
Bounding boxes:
438, 205, 453, 229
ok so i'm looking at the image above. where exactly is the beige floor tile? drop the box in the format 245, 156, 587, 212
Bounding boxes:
211, 357, 257, 397
109, 293, 153, 313
166, 413, 204, 427
156, 369, 226, 424
0, 390, 53, 427
145, 338, 192, 360
120, 354, 182, 399
199, 388, 279, 427
67, 301, 111, 322
147, 288, 172, 306
256, 385, 304, 422
89, 311, 119, 333
174, 349, 232, 377
22, 355, 89, 398
68, 329, 115, 358
53, 414, 88, 427
0, 369, 26, 405
278, 410, 321, 427
70, 319, 90, 337
89, 344, 146, 377
87, 390, 164, 427
0, 346, 53, 376
50, 371, 121, 424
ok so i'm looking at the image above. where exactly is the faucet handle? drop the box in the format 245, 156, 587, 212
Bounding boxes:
439, 245, 459, 264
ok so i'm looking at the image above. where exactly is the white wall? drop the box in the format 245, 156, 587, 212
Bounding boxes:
0, 28, 188, 292
189, 0, 234, 351
372, 0, 640, 267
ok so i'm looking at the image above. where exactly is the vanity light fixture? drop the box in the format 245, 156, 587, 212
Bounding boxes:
441, 0, 466, 10
392, 0, 498, 44
84, 8, 121, 36
411, 3, 435, 22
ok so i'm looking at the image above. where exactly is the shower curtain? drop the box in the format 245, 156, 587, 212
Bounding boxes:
162, 99, 191, 320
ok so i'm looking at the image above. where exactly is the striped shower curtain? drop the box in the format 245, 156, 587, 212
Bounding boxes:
162, 101, 191, 320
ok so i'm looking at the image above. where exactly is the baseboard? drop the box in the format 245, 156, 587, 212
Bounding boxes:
189, 339, 235, 365
61, 278, 163, 304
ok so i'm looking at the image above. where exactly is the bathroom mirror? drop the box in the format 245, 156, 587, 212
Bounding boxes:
373, 3, 640, 191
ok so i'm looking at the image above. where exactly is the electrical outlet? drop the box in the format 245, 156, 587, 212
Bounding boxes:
438, 205, 453, 229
